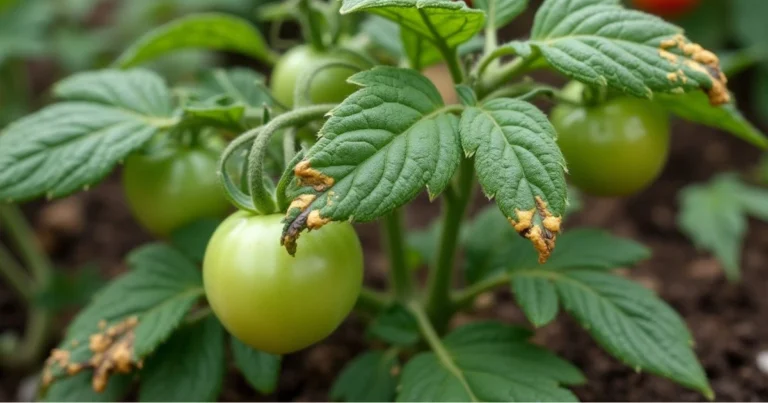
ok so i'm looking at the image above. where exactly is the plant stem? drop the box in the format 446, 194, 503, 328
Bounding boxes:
298, 0, 326, 52
0, 243, 33, 302
382, 209, 412, 299
0, 205, 51, 285
424, 157, 474, 330
476, 52, 540, 99
0, 205, 52, 368
451, 272, 510, 309
418, 9, 464, 84
355, 288, 390, 316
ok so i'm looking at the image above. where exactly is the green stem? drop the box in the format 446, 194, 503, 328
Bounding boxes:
355, 288, 390, 316
383, 209, 412, 299
0, 205, 51, 285
1, 309, 49, 368
476, 53, 539, 99
283, 127, 297, 166
424, 157, 474, 330
408, 301, 477, 401
248, 104, 335, 213
0, 243, 33, 302
451, 272, 509, 309
298, 0, 326, 52
418, 9, 464, 84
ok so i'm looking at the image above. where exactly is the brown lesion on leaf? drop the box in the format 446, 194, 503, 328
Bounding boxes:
658, 34, 729, 105
509, 196, 562, 264
294, 160, 334, 192
307, 210, 330, 230
42, 316, 141, 393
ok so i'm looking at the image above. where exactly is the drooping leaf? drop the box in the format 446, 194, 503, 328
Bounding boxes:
513, 0, 727, 104
115, 13, 276, 68
398, 321, 582, 401
459, 97, 566, 263
139, 316, 226, 402
677, 175, 746, 280
42, 244, 204, 390
331, 350, 400, 402
282, 67, 461, 254
474, 0, 528, 28
539, 269, 712, 398
654, 92, 767, 149
231, 336, 281, 395
0, 69, 177, 202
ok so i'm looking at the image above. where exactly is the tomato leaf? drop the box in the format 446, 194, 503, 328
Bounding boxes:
231, 336, 281, 395
42, 244, 204, 390
474, 0, 528, 28
459, 98, 567, 263
182, 101, 246, 132
509, 0, 726, 103
340, 0, 485, 69
512, 276, 559, 327
114, 13, 276, 68
196, 68, 273, 109
43, 372, 133, 403
516, 269, 712, 398
398, 321, 582, 401
139, 316, 226, 402
0, 69, 177, 202
331, 350, 400, 402
654, 91, 768, 149
282, 67, 461, 253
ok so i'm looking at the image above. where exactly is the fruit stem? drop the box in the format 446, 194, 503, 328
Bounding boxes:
383, 209, 412, 300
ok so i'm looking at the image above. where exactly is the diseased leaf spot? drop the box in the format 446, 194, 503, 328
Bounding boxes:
294, 160, 334, 192
658, 34, 729, 105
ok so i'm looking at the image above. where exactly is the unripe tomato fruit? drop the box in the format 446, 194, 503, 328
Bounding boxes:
270, 45, 363, 107
122, 139, 231, 236
632, 0, 700, 19
551, 94, 670, 197
203, 212, 363, 354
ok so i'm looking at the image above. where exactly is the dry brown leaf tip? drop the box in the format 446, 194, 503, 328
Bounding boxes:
294, 160, 334, 192
509, 196, 562, 264
659, 34, 729, 105
42, 316, 141, 393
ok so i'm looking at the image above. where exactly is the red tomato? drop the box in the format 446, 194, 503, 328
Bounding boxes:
632, 0, 700, 18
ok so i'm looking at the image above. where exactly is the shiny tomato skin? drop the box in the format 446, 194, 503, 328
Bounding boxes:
632, 0, 700, 18
270, 45, 363, 107
203, 212, 363, 355
551, 96, 671, 197
122, 141, 230, 237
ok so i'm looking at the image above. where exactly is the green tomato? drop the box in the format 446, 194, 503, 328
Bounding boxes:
203, 212, 363, 355
122, 140, 231, 236
270, 45, 362, 107
551, 95, 670, 197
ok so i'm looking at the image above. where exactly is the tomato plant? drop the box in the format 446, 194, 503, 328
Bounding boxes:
551, 95, 670, 197
122, 137, 231, 236
1, 0, 766, 401
632, 0, 700, 18
203, 212, 363, 354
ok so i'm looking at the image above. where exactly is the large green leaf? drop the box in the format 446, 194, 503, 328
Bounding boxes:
341, 0, 485, 69
654, 92, 767, 148
398, 322, 583, 401
512, 0, 723, 102
42, 244, 204, 389
331, 350, 400, 402
459, 97, 566, 262
139, 316, 226, 402
115, 13, 276, 68
0, 69, 177, 202
282, 67, 461, 253
231, 336, 281, 395
511, 269, 711, 398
